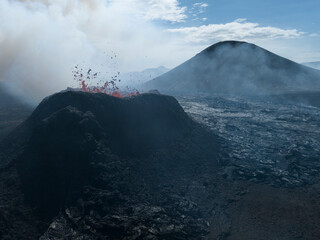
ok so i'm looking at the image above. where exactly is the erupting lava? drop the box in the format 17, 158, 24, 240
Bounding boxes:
72, 66, 140, 97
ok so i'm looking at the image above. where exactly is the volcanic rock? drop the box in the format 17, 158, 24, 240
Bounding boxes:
2, 91, 320, 240
0, 91, 221, 239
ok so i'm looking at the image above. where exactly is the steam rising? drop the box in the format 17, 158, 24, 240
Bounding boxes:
0, 0, 184, 104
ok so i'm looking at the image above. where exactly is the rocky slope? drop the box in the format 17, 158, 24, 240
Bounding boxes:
1, 91, 320, 239
0, 91, 221, 239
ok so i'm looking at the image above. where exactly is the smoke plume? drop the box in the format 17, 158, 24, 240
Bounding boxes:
0, 0, 187, 104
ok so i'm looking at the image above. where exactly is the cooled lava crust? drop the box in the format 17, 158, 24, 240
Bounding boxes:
0, 91, 221, 240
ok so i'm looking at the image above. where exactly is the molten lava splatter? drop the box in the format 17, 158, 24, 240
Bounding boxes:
72, 65, 140, 98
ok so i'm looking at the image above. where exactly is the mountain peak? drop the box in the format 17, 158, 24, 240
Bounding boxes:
144, 41, 320, 95
202, 40, 252, 54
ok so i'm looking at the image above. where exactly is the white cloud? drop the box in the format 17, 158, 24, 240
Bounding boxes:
167, 18, 304, 43
108, 0, 187, 23
191, 1, 208, 16
193, 2, 208, 8
143, 0, 187, 22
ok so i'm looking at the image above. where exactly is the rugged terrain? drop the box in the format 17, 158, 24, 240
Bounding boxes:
0, 91, 221, 239
178, 94, 320, 239
0, 91, 319, 239
178, 94, 320, 187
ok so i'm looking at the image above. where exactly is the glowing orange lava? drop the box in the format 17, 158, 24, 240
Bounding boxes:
72, 66, 140, 98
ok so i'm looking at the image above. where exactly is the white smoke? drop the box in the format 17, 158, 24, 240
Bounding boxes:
0, 0, 190, 104
1, 0, 313, 104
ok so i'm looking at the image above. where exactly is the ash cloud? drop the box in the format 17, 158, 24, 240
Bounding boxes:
0, 0, 99, 104
0, 0, 187, 105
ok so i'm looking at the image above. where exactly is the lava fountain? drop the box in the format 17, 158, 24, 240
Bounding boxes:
72, 66, 140, 97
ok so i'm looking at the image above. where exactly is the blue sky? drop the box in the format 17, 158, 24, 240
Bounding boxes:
179, 0, 320, 32
155, 0, 320, 63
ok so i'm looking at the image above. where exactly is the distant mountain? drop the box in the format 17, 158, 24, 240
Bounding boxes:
144, 41, 320, 95
302, 61, 320, 70
120, 66, 170, 86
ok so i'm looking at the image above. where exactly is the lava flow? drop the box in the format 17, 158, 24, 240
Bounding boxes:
72, 66, 140, 97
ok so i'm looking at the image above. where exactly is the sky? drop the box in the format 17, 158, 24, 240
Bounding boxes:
0, 0, 320, 103
163, 0, 320, 63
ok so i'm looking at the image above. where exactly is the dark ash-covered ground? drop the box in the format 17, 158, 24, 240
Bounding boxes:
0, 91, 320, 240
0, 91, 222, 239
177, 94, 320, 239
178, 94, 320, 187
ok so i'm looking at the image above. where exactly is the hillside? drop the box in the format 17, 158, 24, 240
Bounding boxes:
144, 41, 320, 95
0, 91, 221, 239
1, 91, 320, 239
